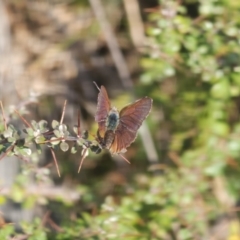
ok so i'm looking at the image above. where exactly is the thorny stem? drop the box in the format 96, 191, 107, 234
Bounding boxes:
50, 147, 61, 177
77, 110, 81, 137
0, 134, 91, 146
0, 96, 103, 179
78, 147, 88, 173
60, 100, 67, 125
15, 109, 33, 129
0, 123, 95, 175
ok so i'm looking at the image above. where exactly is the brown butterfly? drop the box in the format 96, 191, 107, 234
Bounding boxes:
95, 85, 152, 157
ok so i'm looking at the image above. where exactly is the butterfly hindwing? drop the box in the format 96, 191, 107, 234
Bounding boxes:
95, 86, 111, 137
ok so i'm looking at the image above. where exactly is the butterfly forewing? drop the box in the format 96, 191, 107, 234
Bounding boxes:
109, 97, 152, 154
95, 86, 111, 137
119, 97, 152, 131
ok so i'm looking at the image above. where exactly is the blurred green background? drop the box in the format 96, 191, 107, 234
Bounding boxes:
1, 0, 240, 239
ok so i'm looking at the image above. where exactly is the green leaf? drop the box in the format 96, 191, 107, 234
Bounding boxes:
53, 130, 61, 138
11, 185, 25, 202
82, 130, 88, 139
59, 124, 67, 134
60, 142, 69, 152
52, 120, 59, 129
211, 121, 229, 137
25, 128, 34, 136
31, 120, 38, 130
3, 128, 13, 138
64, 131, 70, 138
204, 161, 225, 176
7, 137, 16, 143
211, 80, 230, 99
35, 135, 46, 144
50, 137, 60, 145
0, 225, 14, 238
71, 146, 77, 154
16, 139, 25, 147
20, 147, 32, 156
73, 126, 79, 135
38, 120, 48, 131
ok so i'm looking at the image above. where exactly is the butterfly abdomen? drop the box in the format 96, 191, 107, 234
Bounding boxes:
96, 129, 115, 149
102, 130, 115, 149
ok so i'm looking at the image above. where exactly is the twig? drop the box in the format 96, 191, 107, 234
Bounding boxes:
168, 151, 183, 167
47, 216, 64, 232
14, 110, 33, 129
123, 0, 145, 48
1, 185, 80, 202
40, 162, 53, 169
0, 222, 14, 228
78, 147, 88, 173
10, 235, 28, 240
41, 137, 65, 144
0, 101, 7, 130
77, 110, 81, 137
60, 100, 67, 125
14, 154, 30, 163
89, 0, 133, 89
0, 144, 14, 161
50, 148, 61, 177
41, 211, 50, 228
139, 122, 159, 164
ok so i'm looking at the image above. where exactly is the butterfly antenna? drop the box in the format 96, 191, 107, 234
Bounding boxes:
119, 154, 131, 164
93, 81, 101, 91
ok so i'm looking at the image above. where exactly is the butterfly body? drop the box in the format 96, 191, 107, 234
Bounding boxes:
105, 108, 119, 131
97, 129, 115, 149
95, 86, 152, 154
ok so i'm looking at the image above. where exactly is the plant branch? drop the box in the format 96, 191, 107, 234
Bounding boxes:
0, 101, 7, 130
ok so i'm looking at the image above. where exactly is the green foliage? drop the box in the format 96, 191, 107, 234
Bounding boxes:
0, 117, 97, 161
0, 225, 15, 239
2, 0, 240, 239
21, 218, 48, 240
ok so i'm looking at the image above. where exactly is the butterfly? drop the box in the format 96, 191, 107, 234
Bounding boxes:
95, 85, 152, 157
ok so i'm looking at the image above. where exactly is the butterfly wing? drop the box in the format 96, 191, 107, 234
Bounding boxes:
109, 97, 152, 154
95, 86, 111, 137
